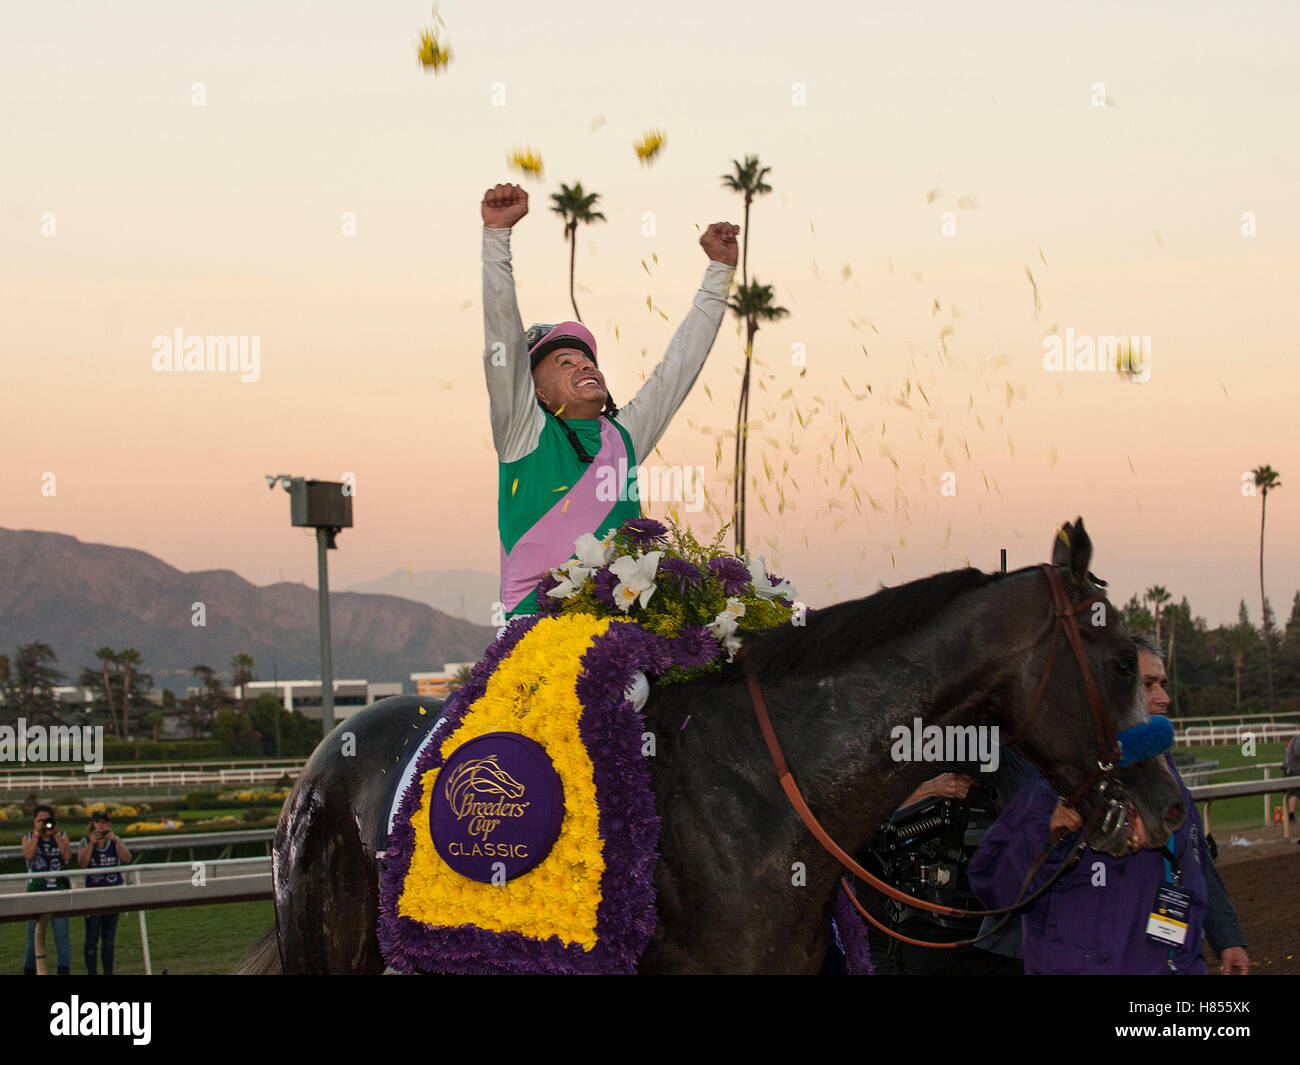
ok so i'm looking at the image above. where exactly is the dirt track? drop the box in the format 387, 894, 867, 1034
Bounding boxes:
1202, 826, 1300, 975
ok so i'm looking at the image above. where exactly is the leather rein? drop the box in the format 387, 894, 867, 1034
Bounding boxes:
741, 562, 1126, 951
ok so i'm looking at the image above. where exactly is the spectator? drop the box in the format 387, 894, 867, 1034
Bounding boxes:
20, 803, 72, 975
1283, 732, 1300, 823
78, 811, 132, 975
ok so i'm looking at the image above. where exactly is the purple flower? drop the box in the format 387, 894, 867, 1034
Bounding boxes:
535, 572, 565, 615
668, 625, 721, 668
621, 517, 668, 548
659, 557, 703, 595
592, 566, 619, 609
707, 556, 751, 597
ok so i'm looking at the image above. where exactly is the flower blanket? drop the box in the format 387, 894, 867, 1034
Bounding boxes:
378, 613, 670, 974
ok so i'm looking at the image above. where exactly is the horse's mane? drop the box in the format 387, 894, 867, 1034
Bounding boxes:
742, 567, 1005, 681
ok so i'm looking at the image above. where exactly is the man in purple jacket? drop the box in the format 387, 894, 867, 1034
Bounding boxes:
968, 637, 1222, 974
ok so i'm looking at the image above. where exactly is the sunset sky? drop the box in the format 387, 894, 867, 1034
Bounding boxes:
3, 1, 1296, 630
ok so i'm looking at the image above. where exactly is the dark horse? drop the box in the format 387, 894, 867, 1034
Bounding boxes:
244, 519, 1184, 974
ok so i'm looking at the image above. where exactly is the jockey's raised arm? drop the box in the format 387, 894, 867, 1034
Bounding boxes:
616, 250, 735, 461
479, 181, 738, 620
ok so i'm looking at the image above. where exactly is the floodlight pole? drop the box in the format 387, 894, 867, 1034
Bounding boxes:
316, 527, 335, 737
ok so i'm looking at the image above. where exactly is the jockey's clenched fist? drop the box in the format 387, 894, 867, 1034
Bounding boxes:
483, 183, 529, 229
700, 222, 740, 268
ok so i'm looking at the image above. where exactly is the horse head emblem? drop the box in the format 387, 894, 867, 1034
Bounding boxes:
443, 755, 527, 818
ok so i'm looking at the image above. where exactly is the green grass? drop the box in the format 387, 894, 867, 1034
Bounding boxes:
0, 899, 275, 974
1176, 741, 1289, 832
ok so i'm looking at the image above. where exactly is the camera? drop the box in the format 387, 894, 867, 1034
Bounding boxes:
41, 819, 55, 831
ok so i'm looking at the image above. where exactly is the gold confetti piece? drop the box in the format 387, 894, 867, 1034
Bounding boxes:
507, 146, 544, 178
646, 295, 652, 309
1128, 457, 1136, 477
657, 309, 668, 321
556, 404, 566, 416
511, 478, 519, 496
418, 705, 427, 715
552, 485, 569, 492
459, 299, 472, 311
841, 263, 852, 281
956, 197, 978, 210
1057, 526, 1069, 546
641, 259, 652, 276
652, 253, 658, 264
1024, 265, 1042, 314
1005, 381, 1014, 407
703, 383, 712, 401
1220, 380, 1229, 397
1047, 445, 1058, 470
634, 129, 667, 164
809, 220, 816, 236
408, 566, 413, 582
614, 325, 620, 341
561, 499, 570, 513
1153, 230, 1164, 246
925, 187, 942, 204
416, 24, 453, 72
1038, 247, 1047, 264
590, 114, 606, 131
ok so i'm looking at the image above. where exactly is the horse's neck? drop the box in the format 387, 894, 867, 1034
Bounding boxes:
790, 581, 1034, 854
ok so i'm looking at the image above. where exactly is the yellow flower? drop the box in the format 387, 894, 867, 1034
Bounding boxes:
397, 616, 612, 950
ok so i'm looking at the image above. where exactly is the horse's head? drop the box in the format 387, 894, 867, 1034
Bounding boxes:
1002, 518, 1185, 857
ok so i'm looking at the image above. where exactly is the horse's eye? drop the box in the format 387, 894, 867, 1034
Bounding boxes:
1117, 654, 1135, 677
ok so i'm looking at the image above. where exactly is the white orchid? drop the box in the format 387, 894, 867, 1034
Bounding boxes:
609, 550, 663, 612
706, 608, 739, 641
546, 562, 590, 600
574, 529, 617, 569
724, 596, 747, 618
746, 555, 797, 601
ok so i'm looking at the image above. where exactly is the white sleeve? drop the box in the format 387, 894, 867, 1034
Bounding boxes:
482, 227, 545, 463
617, 260, 735, 461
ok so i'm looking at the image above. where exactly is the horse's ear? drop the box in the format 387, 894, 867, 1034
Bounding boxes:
1067, 516, 1092, 589
1051, 521, 1074, 569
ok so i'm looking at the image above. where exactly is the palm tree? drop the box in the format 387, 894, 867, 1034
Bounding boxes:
727, 280, 789, 555
232, 652, 256, 712
95, 647, 120, 739
720, 154, 772, 289
1251, 464, 1282, 711
1145, 586, 1171, 645
118, 648, 141, 740
548, 182, 606, 322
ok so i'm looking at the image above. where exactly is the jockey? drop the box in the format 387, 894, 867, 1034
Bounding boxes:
481, 182, 739, 620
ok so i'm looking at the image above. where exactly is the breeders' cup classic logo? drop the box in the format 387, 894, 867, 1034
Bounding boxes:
430, 732, 564, 883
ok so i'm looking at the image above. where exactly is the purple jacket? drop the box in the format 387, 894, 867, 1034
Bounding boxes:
967, 771, 1208, 974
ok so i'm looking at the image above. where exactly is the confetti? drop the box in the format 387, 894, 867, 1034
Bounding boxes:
956, 197, 978, 210
925, 187, 942, 204
507, 147, 544, 178
511, 478, 519, 496
634, 129, 666, 164
1047, 445, 1058, 470
590, 114, 606, 131
1024, 265, 1042, 315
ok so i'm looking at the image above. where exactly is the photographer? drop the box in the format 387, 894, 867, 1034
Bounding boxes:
78, 811, 132, 975
20, 803, 72, 975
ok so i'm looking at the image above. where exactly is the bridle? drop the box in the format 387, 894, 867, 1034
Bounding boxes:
741, 562, 1128, 950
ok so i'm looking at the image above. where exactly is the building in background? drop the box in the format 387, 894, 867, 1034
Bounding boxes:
236, 679, 402, 722
411, 664, 477, 699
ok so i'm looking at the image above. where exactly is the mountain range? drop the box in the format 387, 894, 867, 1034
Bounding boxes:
0, 529, 499, 695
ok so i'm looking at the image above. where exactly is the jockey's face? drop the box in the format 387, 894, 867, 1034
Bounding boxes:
533, 347, 607, 418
